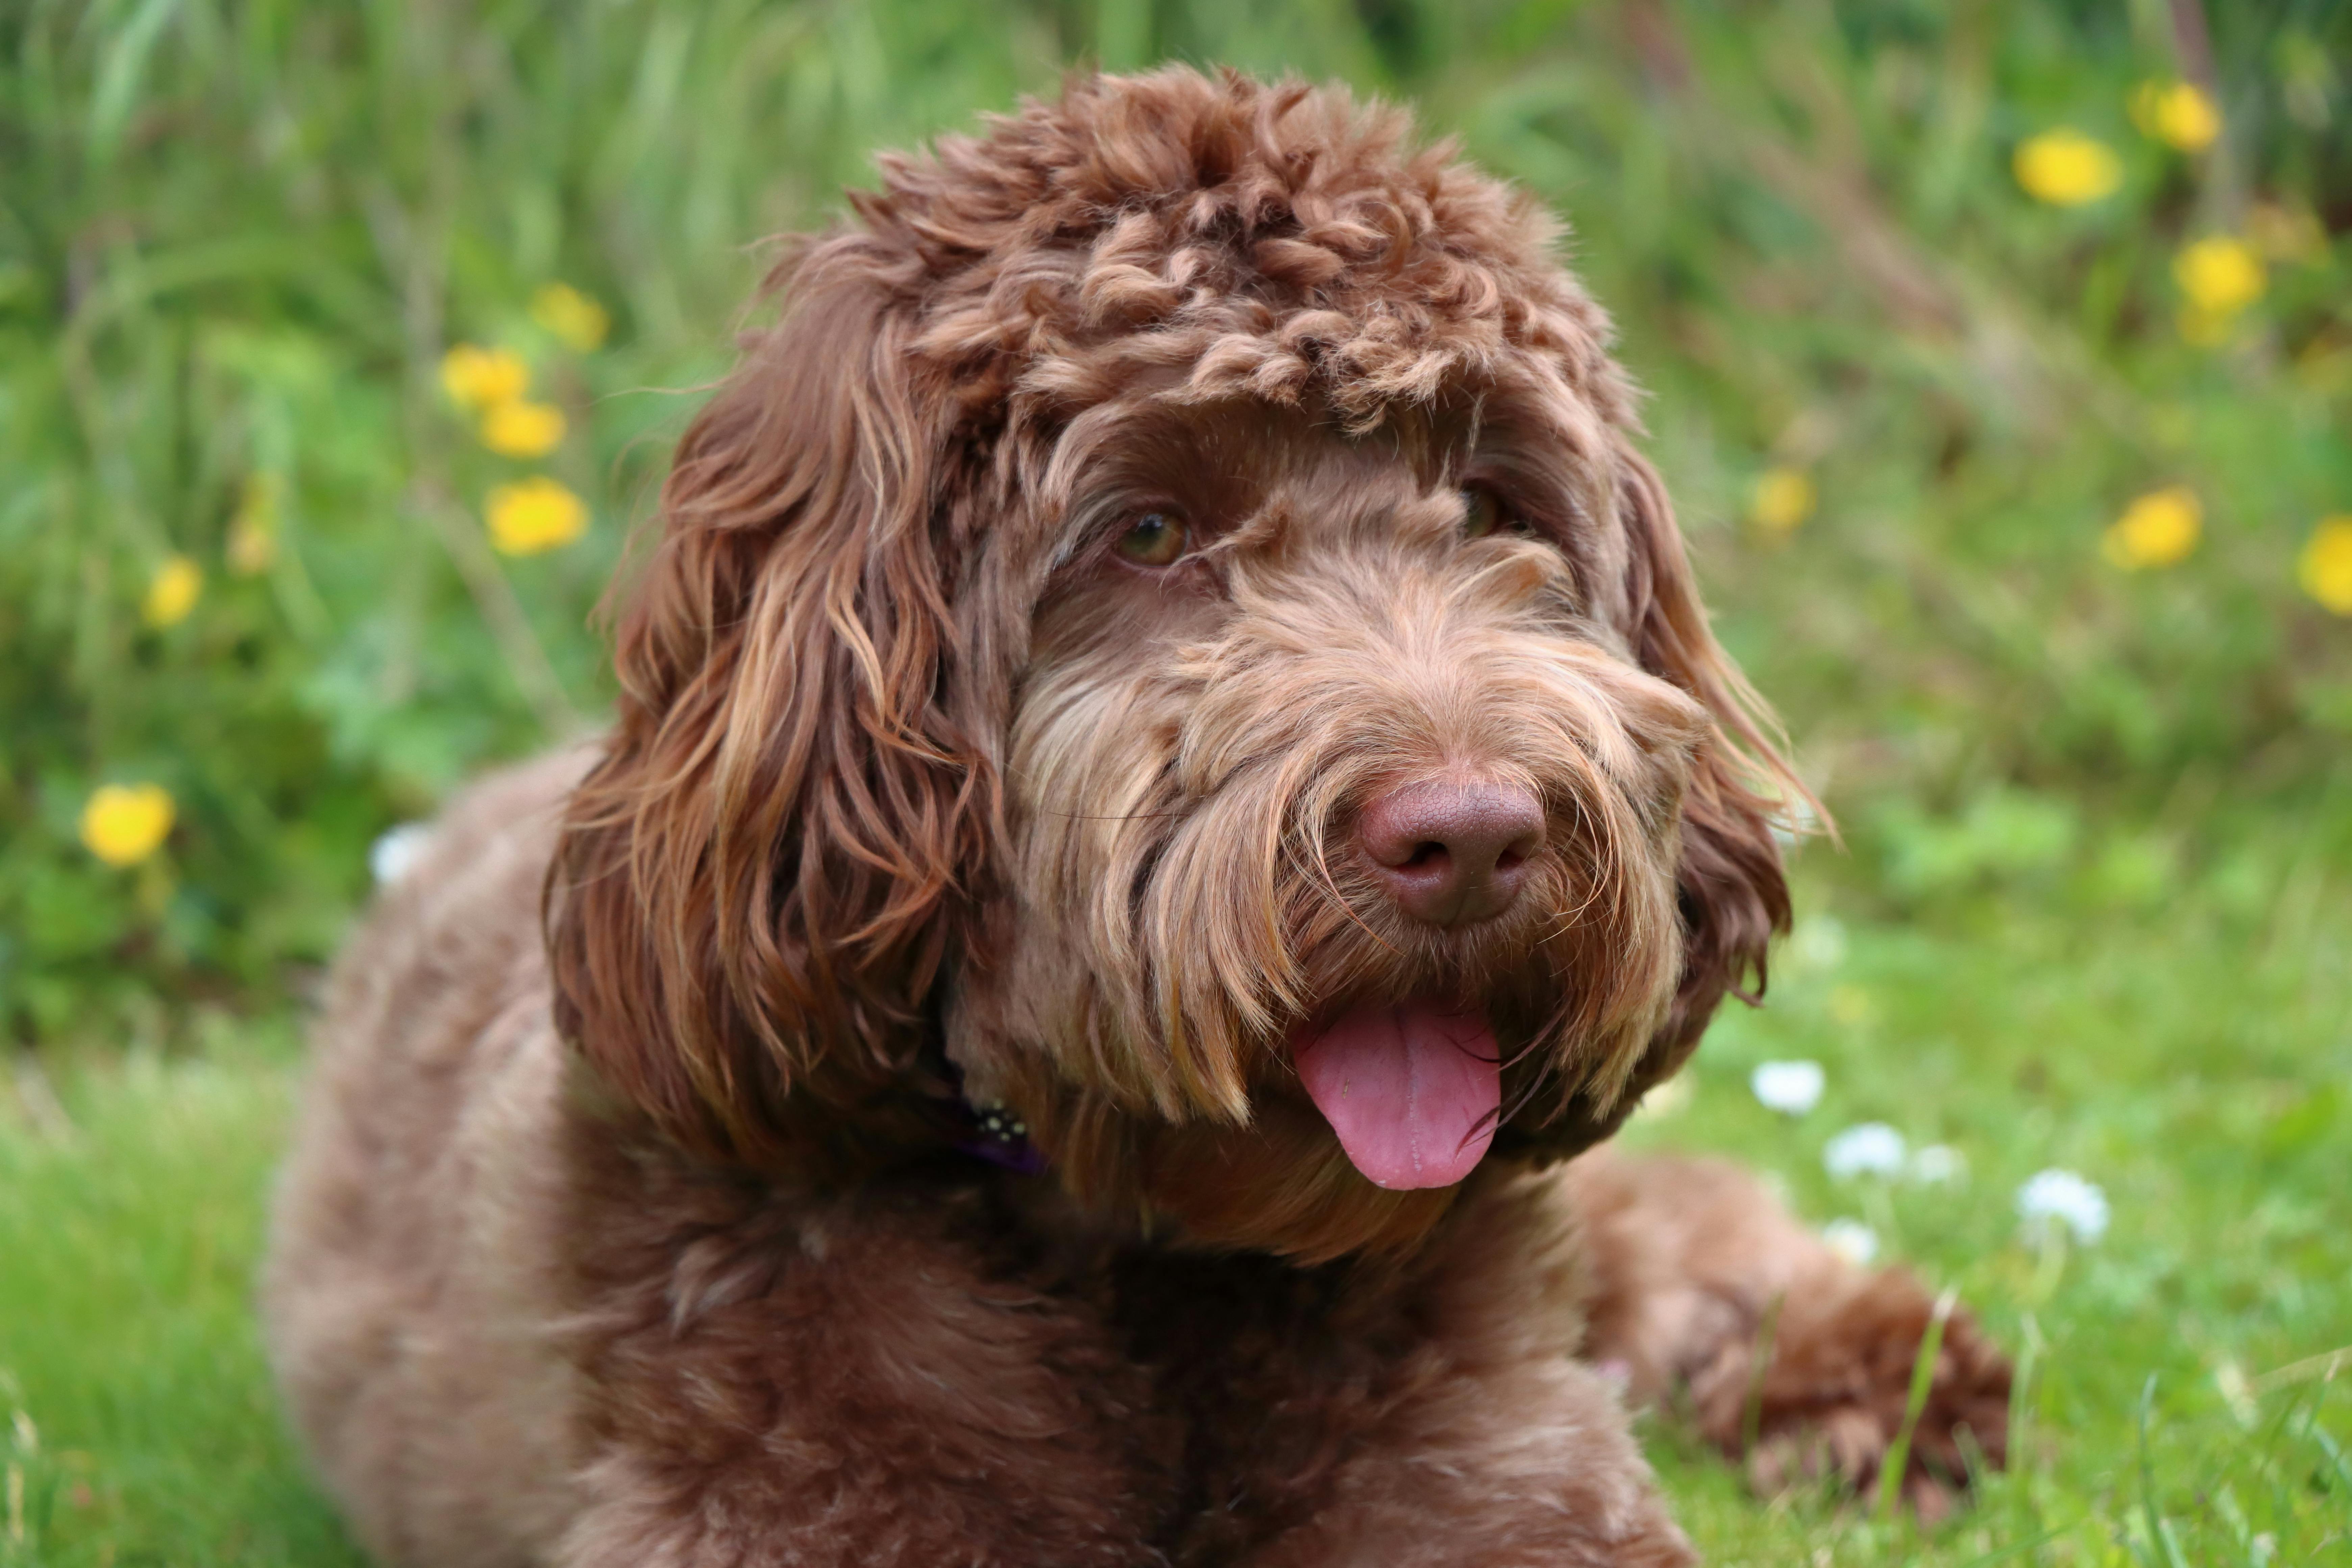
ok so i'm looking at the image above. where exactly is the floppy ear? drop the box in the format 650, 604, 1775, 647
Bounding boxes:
545, 240, 992, 1167
1613, 444, 1804, 1087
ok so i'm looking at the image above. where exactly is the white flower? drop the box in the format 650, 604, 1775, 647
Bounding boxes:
370, 823, 435, 887
2016, 1167, 2110, 1244
1823, 1122, 1907, 1179
1821, 1218, 1879, 1266
1750, 1059, 1825, 1115
1909, 1144, 1967, 1184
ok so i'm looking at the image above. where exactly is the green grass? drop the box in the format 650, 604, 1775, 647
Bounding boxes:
0, 1018, 360, 1568
4, 860, 2346, 1566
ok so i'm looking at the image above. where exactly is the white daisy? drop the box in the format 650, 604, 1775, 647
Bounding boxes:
2016, 1167, 2110, 1244
369, 822, 435, 887
1823, 1122, 1907, 1179
1749, 1059, 1825, 1116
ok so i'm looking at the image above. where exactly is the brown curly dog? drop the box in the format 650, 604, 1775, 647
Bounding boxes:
263, 67, 2009, 1568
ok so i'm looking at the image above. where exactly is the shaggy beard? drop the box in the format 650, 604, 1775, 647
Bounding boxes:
961, 540, 1707, 1259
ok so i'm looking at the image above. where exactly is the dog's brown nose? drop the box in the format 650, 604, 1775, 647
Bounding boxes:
1357, 779, 1545, 928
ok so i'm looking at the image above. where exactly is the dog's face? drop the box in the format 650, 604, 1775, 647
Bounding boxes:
549, 69, 1793, 1260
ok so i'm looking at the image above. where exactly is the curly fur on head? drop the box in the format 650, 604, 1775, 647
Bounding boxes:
546, 65, 1799, 1260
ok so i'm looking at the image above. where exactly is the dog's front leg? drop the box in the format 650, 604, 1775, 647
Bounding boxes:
550, 1179, 1171, 1568
1234, 1351, 1694, 1568
1169, 1172, 1694, 1568
1563, 1150, 2011, 1515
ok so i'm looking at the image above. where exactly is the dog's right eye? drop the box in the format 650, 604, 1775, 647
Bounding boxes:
1459, 487, 1516, 539
1114, 511, 1190, 568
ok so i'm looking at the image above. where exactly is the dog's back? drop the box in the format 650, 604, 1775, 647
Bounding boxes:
263, 751, 589, 1568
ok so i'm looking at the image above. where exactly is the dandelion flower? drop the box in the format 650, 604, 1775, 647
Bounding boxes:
1909, 1144, 1967, 1184
2016, 1167, 2109, 1244
485, 476, 588, 556
2298, 516, 2352, 615
440, 343, 529, 409
2174, 237, 2265, 318
80, 783, 175, 866
1821, 1219, 1879, 1267
1824, 1122, 1907, 1179
2013, 129, 2123, 206
2103, 486, 2201, 570
1748, 467, 1816, 538
532, 283, 610, 353
369, 823, 436, 886
2131, 80, 2222, 152
1750, 1059, 1824, 1116
143, 554, 203, 628
480, 399, 567, 458
227, 473, 281, 575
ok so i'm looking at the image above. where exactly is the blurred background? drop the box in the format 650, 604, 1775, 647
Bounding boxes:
3, 3, 2349, 1565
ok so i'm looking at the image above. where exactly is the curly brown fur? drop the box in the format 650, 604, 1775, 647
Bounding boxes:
266, 68, 2001, 1567
1566, 1152, 2013, 1519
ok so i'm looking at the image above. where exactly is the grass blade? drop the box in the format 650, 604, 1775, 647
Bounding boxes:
2137, 1375, 2189, 1568
1955, 1524, 2071, 1567
1877, 1284, 1958, 1518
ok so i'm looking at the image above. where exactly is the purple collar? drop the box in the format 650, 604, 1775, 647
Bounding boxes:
925, 1047, 1047, 1175
951, 1094, 1048, 1175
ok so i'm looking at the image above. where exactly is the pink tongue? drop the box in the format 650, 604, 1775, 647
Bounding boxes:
1293, 1000, 1501, 1190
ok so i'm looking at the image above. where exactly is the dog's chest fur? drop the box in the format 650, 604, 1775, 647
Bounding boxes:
553, 1101, 1553, 1563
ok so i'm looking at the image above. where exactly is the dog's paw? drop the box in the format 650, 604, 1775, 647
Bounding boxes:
1686, 1269, 2012, 1518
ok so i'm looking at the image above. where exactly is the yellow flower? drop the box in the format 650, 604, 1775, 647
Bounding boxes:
2174, 237, 2265, 317
143, 554, 203, 628
1748, 467, 1816, 538
2130, 80, 2221, 152
80, 783, 175, 867
480, 399, 567, 458
485, 476, 588, 556
2102, 486, 2201, 570
440, 343, 529, 409
531, 283, 610, 352
227, 473, 281, 575
2013, 129, 2123, 206
2300, 515, 2352, 615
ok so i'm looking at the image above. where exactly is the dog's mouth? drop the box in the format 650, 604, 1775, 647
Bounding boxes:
1291, 997, 1501, 1191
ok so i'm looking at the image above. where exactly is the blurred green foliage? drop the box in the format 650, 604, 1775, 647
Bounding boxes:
4, 0, 2350, 1048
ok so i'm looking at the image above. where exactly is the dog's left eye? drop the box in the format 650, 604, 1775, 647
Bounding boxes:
1459, 487, 1516, 539
1114, 511, 1190, 567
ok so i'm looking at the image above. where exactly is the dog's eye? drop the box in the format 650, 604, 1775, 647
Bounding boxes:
1460, 487, 1513, 539
1114, 511, 1190, 567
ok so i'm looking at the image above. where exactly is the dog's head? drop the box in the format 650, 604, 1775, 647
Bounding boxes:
548, 68, 1799, 1259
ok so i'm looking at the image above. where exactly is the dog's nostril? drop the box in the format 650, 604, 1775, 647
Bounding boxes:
1356, 778, 1546, 928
